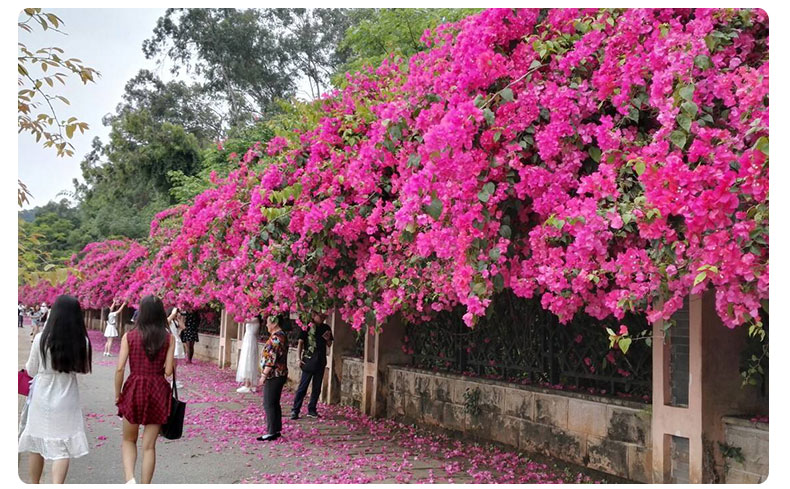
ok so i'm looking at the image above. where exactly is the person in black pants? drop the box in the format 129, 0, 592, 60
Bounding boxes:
256, 315, 289, 441
291, 312, 333, 419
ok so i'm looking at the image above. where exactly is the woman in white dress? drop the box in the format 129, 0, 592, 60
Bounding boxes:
103, 299, 126, 357
167, 307, 186, 360
19, 294, 92, 484
236, 316, 261, 393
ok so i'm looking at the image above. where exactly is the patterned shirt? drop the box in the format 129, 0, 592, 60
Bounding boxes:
261, 330, 289, 379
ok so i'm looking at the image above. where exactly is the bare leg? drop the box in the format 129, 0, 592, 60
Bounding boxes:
51, 459, 70, 484
121, 419, 139, 483
105, 337, 114, 355
28, 452, 44, 483
186, 342, 194, 363
140, 425, 160, 484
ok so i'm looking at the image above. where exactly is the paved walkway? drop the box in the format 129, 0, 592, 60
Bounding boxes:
17, 324, 611, 484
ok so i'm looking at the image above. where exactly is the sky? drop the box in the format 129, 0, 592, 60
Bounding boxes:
17, 8, 170, 209
17, 8, 322, 211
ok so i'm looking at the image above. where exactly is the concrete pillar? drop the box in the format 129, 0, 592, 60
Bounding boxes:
322, 310, 356, 405
218, 309, 238, 369
651, 291, 767, 483
361, 315, 411, 418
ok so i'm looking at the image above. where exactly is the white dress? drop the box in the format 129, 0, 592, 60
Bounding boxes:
18, 333, 89, 460
236, 319, 260, 384
170, 320, 186, 359
104, 311, 119, 338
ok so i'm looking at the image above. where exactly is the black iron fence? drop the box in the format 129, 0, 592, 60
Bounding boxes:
195, 308, 221, 336
404, 291, 652, 399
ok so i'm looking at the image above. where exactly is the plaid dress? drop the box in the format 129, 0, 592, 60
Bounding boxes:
116, 330, 172, 425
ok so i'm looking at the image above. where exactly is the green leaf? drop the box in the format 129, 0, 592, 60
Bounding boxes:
529, 59, 542, 70
407, 153, 421, 168
482, 108, 495, 126
679, 84, 695, 102
472, 281, 487, 296
489, 248, 501, 260
499, 224, 512, 239
588, 147, 601, 163
634, 160, 646, 176
65, 124, 76, 139
425, 196, 443, 220
483, 182, 495, 195
473, 94, 485, 108
693, 271, 707, 286
492, 273, 505, 292
619, 337, 632, 355
389, 124, 402, 141
677, 114, 692, 132
670, 131, 687, 149
500, 88, 514, 103
694, 55, 713, 70
753, 136, 768, 156
681, 101, 698, 117
478, 190, 491, 203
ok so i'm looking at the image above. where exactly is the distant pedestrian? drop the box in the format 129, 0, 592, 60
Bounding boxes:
180, 311, 200, 364
103, 299, 126, 357
256, 315, 289, 441
167, 307, 186, 361
30, 303, 48, 339
291, 311, 333, 419
115, 295, 175, 484
18, 302, 24, 328
236, 316, 261, 393
18, 295, 92, 484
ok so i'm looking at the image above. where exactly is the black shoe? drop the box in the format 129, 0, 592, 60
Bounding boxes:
256, 433, 280, 441
290, 412, 299, 420
306, 412, 319, 418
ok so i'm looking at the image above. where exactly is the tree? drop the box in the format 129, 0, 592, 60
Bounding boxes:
333, 8, 480, 85
267, 9, 355, 98
142, 8, 295, 122
18, 8, 99, 206
118, 70, 227, 144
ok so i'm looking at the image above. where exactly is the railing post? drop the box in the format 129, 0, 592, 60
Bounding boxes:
218, 309, 236, 369
323, 310, 355, 405
361, 315, 412, 418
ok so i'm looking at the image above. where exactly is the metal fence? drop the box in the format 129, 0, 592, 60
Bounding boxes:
404, 291, 652, 399
195, 308, 221, 336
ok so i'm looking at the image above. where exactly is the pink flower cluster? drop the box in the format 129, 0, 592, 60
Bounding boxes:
20, 9, 768, 336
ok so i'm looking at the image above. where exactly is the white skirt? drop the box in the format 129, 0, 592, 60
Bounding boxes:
236, 322, 260, 384
18, 373, 89, 460
103, 322, 119, 338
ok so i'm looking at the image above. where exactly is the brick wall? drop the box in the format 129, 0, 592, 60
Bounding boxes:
722, 417, 768, 483
387, 365, 653, 482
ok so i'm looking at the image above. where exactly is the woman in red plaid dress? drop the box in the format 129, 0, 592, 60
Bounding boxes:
114, 296, 175, 484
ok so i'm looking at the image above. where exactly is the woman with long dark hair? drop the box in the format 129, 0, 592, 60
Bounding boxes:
18, 295, 91, 484
256, 314, 289, 441
115, 295, 175, 484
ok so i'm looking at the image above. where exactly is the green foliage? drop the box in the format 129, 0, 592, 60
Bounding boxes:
463, 386, 482, 417
333, 8, 481, 86
143, 8, 354, 118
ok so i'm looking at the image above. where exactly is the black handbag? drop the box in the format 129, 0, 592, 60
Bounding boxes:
161, 369, 186, 440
